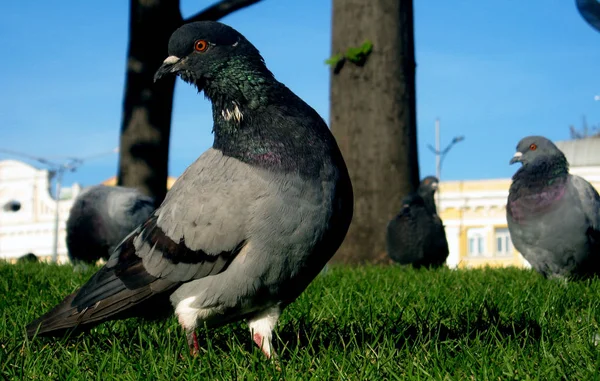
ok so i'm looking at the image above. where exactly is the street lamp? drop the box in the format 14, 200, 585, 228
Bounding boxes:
427, 118, 465, 209
0, 147, 118, 262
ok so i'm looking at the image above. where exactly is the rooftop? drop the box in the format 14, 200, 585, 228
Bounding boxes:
556, 138, 600, 168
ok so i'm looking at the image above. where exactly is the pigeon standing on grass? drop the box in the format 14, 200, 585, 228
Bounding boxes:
386, 176, 449, 268
66, 185, 155, 265
507, 136, 600, 279
18, 253, 39, 263
27, 21, 354, 359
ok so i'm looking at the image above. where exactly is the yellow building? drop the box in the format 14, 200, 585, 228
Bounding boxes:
438, 179, 528, 269
438, 138, 600, 269
101, 176, 178, 190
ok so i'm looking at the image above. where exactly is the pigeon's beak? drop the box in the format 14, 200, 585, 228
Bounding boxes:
154, 56, 182, 82
509, 151, 523, 165
431, 182, 438, 190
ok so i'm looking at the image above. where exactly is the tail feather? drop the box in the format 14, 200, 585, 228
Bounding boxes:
27, 292, 85, 338
27, 220, 181, 339
26, 285, 162, 338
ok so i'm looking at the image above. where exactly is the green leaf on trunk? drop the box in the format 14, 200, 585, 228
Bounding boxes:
326, 40, 373, 72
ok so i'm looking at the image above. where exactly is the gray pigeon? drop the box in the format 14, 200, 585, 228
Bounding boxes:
507, 136, 600, 279
386, 176, 449, 268
66, 185, 155, 265
27, 21, 354, 359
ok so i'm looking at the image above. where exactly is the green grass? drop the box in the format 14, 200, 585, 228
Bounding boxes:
2, 262, 600, 380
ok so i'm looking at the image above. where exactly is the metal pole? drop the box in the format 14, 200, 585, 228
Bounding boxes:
51, 168, 63, 263
435, 118, 441, 210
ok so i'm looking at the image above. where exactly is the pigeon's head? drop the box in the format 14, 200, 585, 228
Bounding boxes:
419, 176, 439, 194
509, 136, 566, 167
154, 21, 266, 90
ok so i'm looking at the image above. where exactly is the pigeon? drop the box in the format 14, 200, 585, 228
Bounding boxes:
18, 253, 38, 263
507, 136, 600, 279
386, 176, 449, 268
66, 185, 155, 265
27, 21, 354, 359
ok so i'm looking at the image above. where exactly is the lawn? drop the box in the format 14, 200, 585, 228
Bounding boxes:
1, 262, 600, 380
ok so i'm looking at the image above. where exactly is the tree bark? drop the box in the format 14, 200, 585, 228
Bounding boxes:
329, 0, 420, 264
118, 0, 262, 205
118, 0, 182, 205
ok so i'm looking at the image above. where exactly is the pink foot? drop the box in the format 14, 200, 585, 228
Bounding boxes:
253, 333, 271, 358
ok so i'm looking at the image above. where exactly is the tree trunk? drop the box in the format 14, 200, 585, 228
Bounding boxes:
118, 0, 262, 205
118, 0, 182, 205
329, 0, 420, 264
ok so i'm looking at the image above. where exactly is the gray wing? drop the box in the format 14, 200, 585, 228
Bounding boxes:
60, 150, 262, 322
570, 174, 600, 231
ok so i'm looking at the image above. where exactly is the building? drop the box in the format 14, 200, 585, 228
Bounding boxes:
0, 159, 176, 263
439, 138, 600, 269
0, 160, 81, 263
438, 178, 528, 269
1, 138, 599, 266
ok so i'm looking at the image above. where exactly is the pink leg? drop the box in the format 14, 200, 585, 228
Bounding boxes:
248, 306, 281, 360
254, 332, 282, 371
253, 333, 272, 358
193, 332, 200, 354
187, 330, 200, 356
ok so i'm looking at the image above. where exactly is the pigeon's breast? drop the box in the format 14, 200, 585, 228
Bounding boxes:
508, 182, 589, 253
508, 181, 567, 223
248, 163, 339, 255
238, 156, 350, 301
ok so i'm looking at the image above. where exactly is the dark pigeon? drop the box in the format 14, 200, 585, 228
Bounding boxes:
507, 136, 600, 279
66, 185, 155, 265
18, 253, 38, 263
386, 176, 449, 268
27, 21, 353, 359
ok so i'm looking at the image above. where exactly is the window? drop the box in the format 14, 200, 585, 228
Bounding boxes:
495, 228, 513, 257
3, 200, 21, 212
467, 228, 486, 257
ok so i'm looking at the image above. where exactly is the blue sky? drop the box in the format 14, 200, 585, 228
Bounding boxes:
1, 0, 599, 189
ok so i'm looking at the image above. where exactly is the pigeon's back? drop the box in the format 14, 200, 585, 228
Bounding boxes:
105, 186, 155, 239
66, 185, 155, 264
386, 196, 449, 268
562, 175, 600, 276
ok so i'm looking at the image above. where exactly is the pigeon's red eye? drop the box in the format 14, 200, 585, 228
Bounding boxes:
194, 40, 208, 52
529, 144, 537, 151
